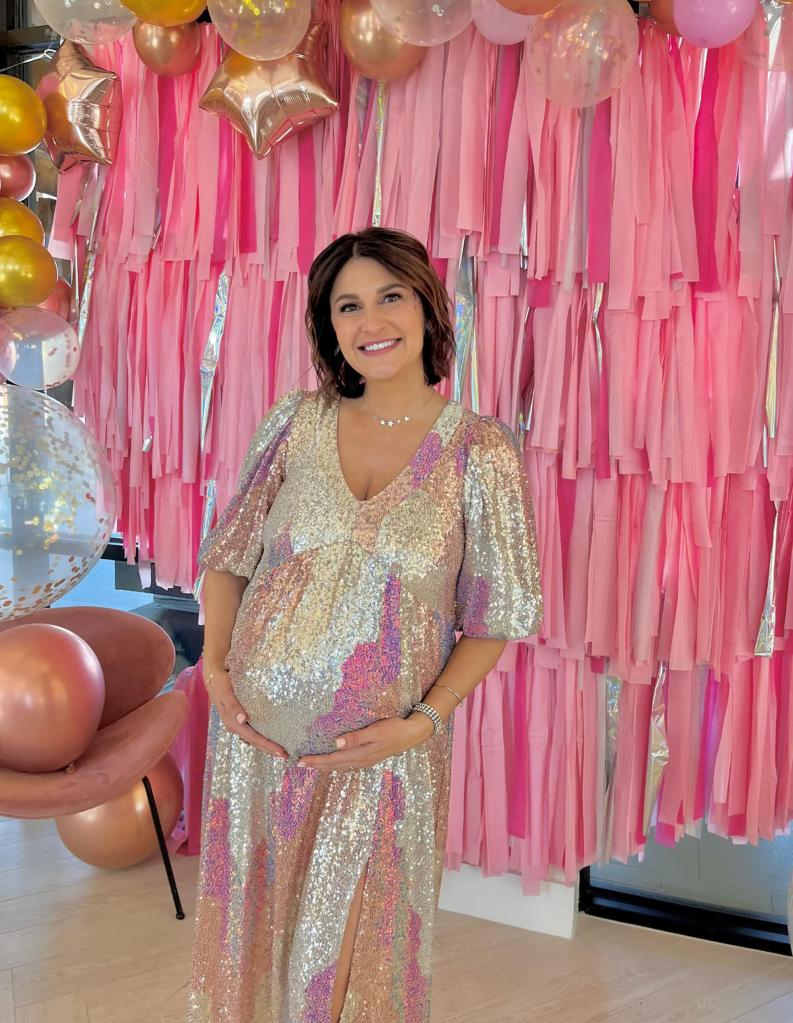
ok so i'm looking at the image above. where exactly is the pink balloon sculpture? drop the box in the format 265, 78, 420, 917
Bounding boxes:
473, 0, 534, 44
0, 624, 105, 773
672, 0, 755, 49
526, 0, 638, 109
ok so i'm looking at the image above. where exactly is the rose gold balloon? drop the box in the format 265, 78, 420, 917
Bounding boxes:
340, 0, 425, 81
37, 42, 121, 172
56, 754, 184, 869
0, 624, 105, 773
649, 0, 677, 34
0, 155, 35, 201
38, 276, 73, 320
200, 23, 339, 160
133, 20, 203, 77
497, 0, 559, 13
0, 199, 44, 245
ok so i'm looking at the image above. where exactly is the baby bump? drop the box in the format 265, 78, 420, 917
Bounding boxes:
228, 656, 415, 760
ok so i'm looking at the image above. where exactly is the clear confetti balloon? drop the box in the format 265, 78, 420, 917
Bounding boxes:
207, 0, 312, 61
371, 0, 474, 46
526, 0, 638, 109
0, 308, 81, 390
34, 0, 136, 44
0, 385, 117, 621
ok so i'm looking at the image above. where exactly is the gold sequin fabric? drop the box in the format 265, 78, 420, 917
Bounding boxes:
187, 388, 542, 1023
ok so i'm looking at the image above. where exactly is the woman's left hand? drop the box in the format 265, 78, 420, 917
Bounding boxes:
296, 715, 434, 771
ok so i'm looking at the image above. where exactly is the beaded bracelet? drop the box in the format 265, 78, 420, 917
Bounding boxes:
412, 702, 443, 736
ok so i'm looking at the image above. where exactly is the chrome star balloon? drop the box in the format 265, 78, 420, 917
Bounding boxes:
37, 42, 121, 171
199, 22, 338, 160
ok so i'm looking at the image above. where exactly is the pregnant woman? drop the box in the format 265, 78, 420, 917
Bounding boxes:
187, 227, 542, 1023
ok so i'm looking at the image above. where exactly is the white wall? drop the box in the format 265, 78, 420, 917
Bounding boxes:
439, 864, 578, 940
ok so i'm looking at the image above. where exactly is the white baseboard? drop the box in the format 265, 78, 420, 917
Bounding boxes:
438, 864, 578, 940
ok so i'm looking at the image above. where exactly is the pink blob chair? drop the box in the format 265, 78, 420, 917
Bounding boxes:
0, 606, 188, 918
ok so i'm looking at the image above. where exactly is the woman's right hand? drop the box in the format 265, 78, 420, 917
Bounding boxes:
204, 665, 288, 762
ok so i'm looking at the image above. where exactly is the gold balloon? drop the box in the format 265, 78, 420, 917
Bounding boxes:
0, 198, 44, 244
648, 0, 677, 33
121, 0, 206, 27
37, 42, 121, 172
133, 20, 203, 77
56, 754, 184, 869
503, 0, 556, 11
497, 0, 558, 12
0, 236, 57, 307
200, 23, 339, 160
0, 76, 47, 156
340, 0, 425, 82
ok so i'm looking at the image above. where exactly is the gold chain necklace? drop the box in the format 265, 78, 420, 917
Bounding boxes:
361, 389, 437, 427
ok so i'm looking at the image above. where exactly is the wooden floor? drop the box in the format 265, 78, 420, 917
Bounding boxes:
1, 816, 792, 1023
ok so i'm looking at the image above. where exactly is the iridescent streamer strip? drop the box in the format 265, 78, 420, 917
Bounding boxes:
194, 271, 230, 597
371, 81, 388, 228
643, 662, 669, 835
598, 671, 621, 863
77, 250, 97, 352
592, 280, 604, 376
766, 235, 780, 440
192, 479, 217, 600
453, 237, 479, 412
755, 501, 780, 656
355, 76, 371, 160
200, 269, 230, 451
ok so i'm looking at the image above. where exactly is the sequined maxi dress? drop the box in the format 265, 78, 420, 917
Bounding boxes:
187, 387, 542, 1023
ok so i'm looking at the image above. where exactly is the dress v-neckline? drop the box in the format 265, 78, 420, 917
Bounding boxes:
332, 393, 454, 506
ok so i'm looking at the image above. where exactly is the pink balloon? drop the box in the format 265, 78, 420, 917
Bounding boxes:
672, 0, 755, 48
526, 0, 638, 109
473, 0, 534, 43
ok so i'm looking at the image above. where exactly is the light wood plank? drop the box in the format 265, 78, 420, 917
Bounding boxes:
14, 994, 88, 1023
1, 817, 790, 1023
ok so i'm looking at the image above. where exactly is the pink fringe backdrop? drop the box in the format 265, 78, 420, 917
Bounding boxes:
51, 16, 793, 892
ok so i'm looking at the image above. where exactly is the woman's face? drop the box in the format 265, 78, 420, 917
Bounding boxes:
329, 256, 426, 386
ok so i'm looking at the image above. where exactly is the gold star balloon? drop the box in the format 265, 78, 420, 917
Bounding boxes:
37, 42, 121, 172
199, 22, 338, 160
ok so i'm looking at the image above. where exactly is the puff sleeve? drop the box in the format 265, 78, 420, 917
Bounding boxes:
454, 417, 543, 640
197, 388, 304, 580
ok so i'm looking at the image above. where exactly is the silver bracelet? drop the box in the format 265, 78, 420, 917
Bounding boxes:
412, 702, 443, 736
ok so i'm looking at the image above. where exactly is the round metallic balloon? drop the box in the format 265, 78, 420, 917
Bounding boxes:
0, 76, 48, 155
121, 0, 205, 27
0, 236, 57, 308
0, 385, 117, 621
0, 307, 81, 389
340, 0, 426, 81
38, 276, 73, 322
56, 754, 184, 869
133, 20, 203, 77
0, 155, 36, 202
0, 199, 44, 245
0, 623, 105, 773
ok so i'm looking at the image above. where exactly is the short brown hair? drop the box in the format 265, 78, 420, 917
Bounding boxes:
306, 228, 455, 398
